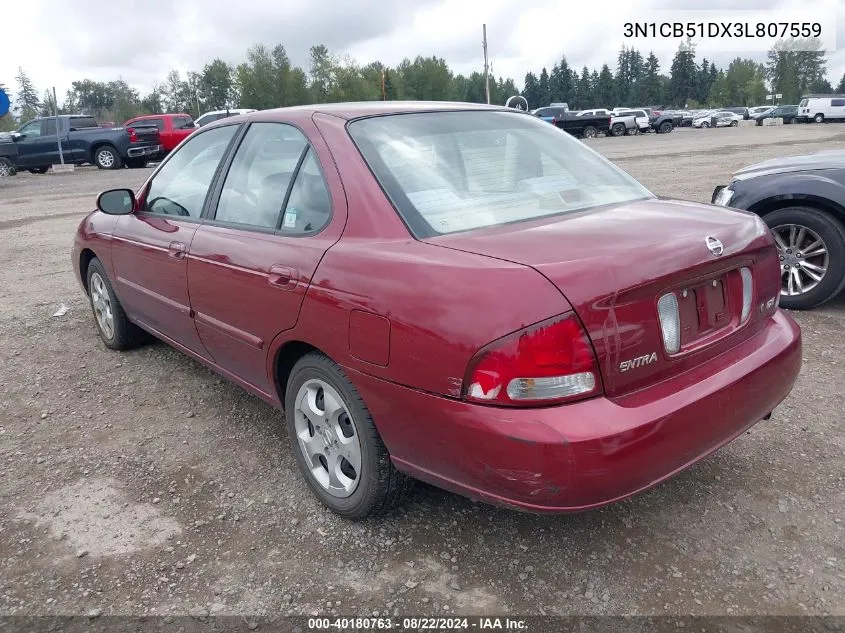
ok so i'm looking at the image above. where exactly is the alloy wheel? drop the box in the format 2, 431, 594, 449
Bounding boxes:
772, 224, 829, 297
98, 150, 115, 168
89, 272, 115, 339
293, 378, 362, 498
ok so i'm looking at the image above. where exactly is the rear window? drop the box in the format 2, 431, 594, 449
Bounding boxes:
69, 117, 98, 129
129, 118, 164, 130
348, 111, 652, 237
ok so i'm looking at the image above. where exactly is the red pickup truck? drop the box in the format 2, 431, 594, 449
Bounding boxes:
122, 113, 196, 156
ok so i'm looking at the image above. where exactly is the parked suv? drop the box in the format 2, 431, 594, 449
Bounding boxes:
754, 105, 799, 125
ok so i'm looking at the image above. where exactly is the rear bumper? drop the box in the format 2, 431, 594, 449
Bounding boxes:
351, 310, 801, 513
127, 144, 162, 158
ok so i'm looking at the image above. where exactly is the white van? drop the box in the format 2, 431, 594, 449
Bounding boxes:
797, 96, 845, 123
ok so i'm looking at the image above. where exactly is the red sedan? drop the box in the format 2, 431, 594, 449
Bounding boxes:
72, 102, 802, 519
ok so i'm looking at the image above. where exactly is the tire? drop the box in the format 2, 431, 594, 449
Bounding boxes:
813, 113, 824, 123
0, 157, 15, 177
610, 123, 625, 137
627, 126, 640, 136
762, 207, 845, 310
28, 166, 49, 174
284, 352, 413, 519
94, 145, 122, 170
85, 257, 147, 350
125, 158, 148, 169
730, 120, 738, 127
658, 121, 673, 133
582, 126, 597, 139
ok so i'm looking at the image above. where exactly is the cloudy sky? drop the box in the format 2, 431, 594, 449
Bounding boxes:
1, 0, 843, 105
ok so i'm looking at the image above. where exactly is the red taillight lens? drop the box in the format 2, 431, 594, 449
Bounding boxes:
463, 313, 602, 407
127, 127, 137, 143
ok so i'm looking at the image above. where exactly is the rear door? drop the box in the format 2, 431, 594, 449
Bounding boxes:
186, 120, 347, 393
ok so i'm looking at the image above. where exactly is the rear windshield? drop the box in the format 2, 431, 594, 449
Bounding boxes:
69, 116, 98, 129
348, 111, 652, 237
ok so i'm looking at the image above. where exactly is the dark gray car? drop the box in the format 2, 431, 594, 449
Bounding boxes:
712, 151, 845, 309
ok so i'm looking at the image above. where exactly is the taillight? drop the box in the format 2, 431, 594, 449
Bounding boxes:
127, 127, 137, 143
463, 313, 601, 407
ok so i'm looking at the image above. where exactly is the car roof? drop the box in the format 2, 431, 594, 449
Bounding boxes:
248, 101, 511, 122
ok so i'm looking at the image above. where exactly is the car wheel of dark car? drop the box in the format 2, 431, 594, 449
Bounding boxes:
86, 257, 148, 349
284, 352, 413, 519
94, 145, 122, 170
610, 123, 625, 137
582, 126, 598, 139
763, 207, 845, 310
659, 121, 673, 133
0, 157, 15, 177
813, 113, 824, 123
28, 167, 48, 174
125, 158, 148, 169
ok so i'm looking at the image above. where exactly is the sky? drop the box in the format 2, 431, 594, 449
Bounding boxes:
0, 0, 843, 106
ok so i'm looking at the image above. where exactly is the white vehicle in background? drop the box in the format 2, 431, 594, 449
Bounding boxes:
613, 108, 651, 134
195, 108, 257, 127
797, 95, 845, 123
693, 110, 741, 128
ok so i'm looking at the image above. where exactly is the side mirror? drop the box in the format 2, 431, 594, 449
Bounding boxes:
11, 132, 23, 141
97, 189, 136, 215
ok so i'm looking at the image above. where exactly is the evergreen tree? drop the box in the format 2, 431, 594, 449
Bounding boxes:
15, 67, 40, 121
668, 39, 697, 107
522, 72, 540, 109
538, 67, 550, 106
595, 64, 616, 107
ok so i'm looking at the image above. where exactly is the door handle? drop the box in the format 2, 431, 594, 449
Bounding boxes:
268, 265, 297, 290
168, 241, 186, 259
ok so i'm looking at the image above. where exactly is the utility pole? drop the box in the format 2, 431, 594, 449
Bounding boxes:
53, 87, 64, 165
482, 24, 490, 105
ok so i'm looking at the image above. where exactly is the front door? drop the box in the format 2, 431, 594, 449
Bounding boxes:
14, 119, 64, 168
110, 123, 240, 358
187, 121, 345, 393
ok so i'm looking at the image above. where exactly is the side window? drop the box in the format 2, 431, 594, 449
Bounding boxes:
143, 125, 238, 218
42, 119, 57, 135
19, 120, 42, 137
831, 99, 845, 107
280, 148, 332, 234
214, 123, 308, 229
174, 116, 195, 129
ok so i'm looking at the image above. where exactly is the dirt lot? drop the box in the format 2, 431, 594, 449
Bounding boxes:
1, 124, 844, 619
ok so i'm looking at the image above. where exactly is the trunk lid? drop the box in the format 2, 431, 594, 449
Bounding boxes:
428, 198, 782, 397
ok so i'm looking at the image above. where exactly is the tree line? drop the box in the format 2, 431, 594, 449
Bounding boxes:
2, 37, 843, 132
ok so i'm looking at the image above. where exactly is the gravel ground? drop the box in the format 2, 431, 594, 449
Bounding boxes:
1, 124, 844, 619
